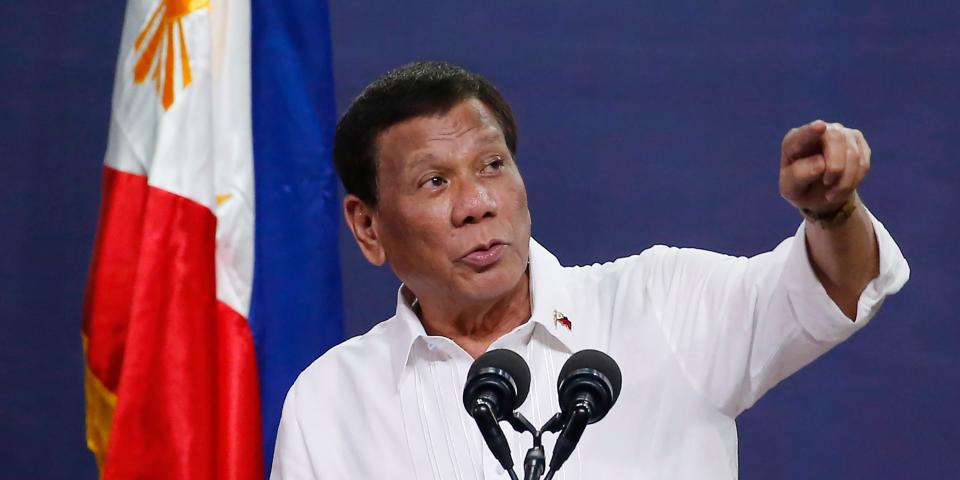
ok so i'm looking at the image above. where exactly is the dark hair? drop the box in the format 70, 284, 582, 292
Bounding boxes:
333, 61, 517, 206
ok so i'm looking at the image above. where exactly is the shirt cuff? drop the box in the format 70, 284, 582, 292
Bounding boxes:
780, 207, 910, 343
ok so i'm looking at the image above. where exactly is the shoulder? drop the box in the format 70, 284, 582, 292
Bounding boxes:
275, 317, 411, 476
532, 237, 694, 286
557, 244, 754, 308
287, 316, 401, 404
563, 244, 674, 284
571, 244, 755, 279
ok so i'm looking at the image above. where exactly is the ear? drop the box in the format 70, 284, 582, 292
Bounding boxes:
343, 194, 386, 266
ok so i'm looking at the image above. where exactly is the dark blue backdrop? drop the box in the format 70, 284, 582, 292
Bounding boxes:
2, 1, 957, 478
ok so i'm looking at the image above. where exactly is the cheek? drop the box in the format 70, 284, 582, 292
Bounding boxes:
506, 175, 530, 216
381, 200, 451, 247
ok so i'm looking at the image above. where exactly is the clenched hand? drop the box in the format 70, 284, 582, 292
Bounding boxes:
780, 120, 870, 214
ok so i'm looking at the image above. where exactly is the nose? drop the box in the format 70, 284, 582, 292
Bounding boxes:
452, 178, 497, 227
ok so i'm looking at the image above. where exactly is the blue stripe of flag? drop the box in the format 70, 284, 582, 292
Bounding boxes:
250, 0, 343, 474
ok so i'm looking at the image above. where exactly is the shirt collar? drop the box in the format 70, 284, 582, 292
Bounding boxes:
386, 237, 582, 390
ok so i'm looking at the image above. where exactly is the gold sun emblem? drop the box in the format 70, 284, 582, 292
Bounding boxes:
133, 0, 209, 110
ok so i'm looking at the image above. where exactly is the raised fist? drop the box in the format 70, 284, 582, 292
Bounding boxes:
780, 120, 870, 214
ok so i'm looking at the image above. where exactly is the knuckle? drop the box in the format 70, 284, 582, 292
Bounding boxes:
783, 128, 798, 143
837, 183, 855, 194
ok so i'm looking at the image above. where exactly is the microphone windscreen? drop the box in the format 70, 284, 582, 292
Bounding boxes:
468, 349, 531, 407
558, 349, 622, 403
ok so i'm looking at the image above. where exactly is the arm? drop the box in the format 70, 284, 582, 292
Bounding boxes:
645, 121, 907, 416
645, 213, 907, 417
805, 197, 878, 319
780, 120, 879, 319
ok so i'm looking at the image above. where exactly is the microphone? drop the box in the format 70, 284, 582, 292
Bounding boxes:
463, 349, 531, 477
546, 349, 622, 477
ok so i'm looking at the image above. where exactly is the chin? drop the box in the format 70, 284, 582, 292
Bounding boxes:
457, 261, 526, 302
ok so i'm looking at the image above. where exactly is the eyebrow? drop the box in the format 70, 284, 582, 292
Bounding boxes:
404, 153, 438, 174
403, 129, 506, 173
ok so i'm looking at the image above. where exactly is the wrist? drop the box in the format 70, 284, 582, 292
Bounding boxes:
800, 192, 859, 228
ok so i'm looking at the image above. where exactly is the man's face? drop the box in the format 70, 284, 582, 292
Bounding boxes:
366, 98, 531, 307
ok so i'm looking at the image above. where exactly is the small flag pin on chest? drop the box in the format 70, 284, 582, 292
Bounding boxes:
553, 310, 572, 330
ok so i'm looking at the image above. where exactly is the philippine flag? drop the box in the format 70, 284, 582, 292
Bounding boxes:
82, 0, 343, 477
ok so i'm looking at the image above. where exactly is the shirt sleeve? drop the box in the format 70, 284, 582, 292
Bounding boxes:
644, 210, 909, 417
270, 384, 318, 480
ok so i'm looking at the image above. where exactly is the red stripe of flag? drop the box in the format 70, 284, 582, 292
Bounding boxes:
84, 167, 263, 479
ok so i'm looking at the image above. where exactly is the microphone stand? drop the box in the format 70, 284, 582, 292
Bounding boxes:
536, 413, 564, 480
506, 409, 591, 480
509, 411, 586, 480
506, 413, 547, 480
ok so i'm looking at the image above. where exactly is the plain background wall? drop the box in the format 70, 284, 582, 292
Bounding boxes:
2, 1, 957, 478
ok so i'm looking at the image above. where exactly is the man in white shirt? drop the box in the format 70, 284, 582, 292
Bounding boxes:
271, 61, 909, 479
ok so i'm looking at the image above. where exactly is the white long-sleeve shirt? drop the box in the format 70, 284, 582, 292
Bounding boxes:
271, 214, 909, 479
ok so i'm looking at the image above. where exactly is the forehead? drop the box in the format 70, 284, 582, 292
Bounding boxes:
374, 98, 505, 167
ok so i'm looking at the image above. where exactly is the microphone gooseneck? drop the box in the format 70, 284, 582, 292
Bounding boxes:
463, 349, 531, 475
546, 349, 622, 476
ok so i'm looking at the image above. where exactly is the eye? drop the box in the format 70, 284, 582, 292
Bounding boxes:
483, 156, 506, 172
420, 175, 447, 189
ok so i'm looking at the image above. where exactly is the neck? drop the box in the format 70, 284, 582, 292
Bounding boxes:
415, 272, 531, 359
